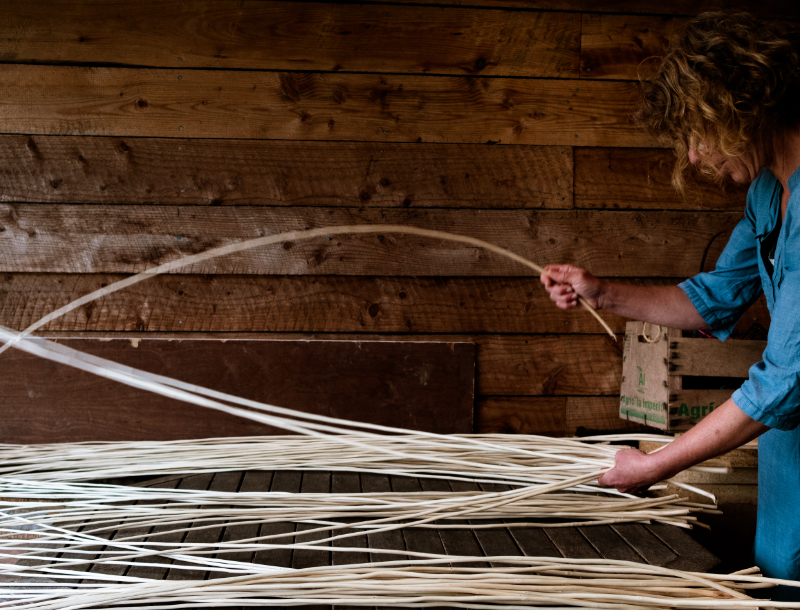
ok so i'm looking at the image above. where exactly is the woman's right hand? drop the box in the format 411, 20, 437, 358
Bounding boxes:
540, 264, 606, 310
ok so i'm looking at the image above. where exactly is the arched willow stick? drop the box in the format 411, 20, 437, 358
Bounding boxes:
0, 224, 614, 357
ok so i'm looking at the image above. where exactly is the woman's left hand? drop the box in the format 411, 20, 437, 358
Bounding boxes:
597, 448, 662, 494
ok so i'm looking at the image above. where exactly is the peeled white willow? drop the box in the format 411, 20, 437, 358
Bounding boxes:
0, 326, 721, 505
2, 556, 800, 610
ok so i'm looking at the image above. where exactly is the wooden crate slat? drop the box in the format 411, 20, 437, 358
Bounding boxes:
0, 136, 572, 209
0, 205, 741, 277
671, 337, 766, 378
1, 1, 580, 78
574, 148, 749, 211
0, 338, 474, 443
0, 65, 655, 147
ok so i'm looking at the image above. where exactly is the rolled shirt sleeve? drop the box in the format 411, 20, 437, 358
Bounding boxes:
679, 187, 763, 341
732, 246, 800, 430
679, 169, 800, 430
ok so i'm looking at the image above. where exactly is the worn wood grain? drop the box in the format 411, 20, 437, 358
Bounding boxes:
578, 525, 642, 562
0, 274, 769, 336
545, 528, 600, 558
649, 523, 720, 572
0, 206, 742, 277
0, 136, 572, 208
612, 523, 677, 567
671, 337, 766, 378
0, 1, 580, 78
0, 338, 474, 443
0, 65, 655, 147
475, 397, 566, 436
574, 148, 749, 211
580, 14, 684, 80
566, 396, 652, 435
24, 330, 622, 398
349, 0, 800, 19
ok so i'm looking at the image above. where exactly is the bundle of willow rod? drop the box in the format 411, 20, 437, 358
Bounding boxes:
0, 481, 714, 565
2, 556, 799, 610
0, 327, 722, 502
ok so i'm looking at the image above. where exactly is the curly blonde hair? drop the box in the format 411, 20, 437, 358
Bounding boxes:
635, 12, 800, 191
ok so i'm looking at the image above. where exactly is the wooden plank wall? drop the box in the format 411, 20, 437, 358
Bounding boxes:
0, 0, 779, 437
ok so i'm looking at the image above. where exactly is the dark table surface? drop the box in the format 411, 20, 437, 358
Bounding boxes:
47, 470, 720, 598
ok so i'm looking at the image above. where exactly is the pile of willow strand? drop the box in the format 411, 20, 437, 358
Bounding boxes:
2, 557, 800, 610
1, 225, 783, 607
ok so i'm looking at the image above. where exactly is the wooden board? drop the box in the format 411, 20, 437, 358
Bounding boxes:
0, 65, 656, 147
348, 0, 800, 19
25, 470, 716, 580
0, 206, 742, 277
574, 148, 749, 210
580, 14, 684, 80
0, 274, 770, 336
24, 331, 622, 398
0, 338, 475, 443
475, 396, 566, 436
566, 396, 651, 435
0, 1, 580, 78
671, 337, 766, 378
0, 136, 572, 209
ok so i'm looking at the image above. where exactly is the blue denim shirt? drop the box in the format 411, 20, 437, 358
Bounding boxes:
680, 167, 800, 430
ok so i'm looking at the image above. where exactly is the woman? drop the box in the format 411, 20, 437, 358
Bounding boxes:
541, 12, 800, 592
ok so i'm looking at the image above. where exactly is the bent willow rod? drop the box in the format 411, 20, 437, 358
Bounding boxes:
0, 224, 614, 356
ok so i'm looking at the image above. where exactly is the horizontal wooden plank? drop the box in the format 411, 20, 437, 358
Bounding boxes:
0, 274, 769, 336
574, 148, 749, 211
0, 206, 742, 277
0, 136, 572, 208
0, 65, 655, 147
671, 337, 766, 378
580, 14, 683, 80
580, 15, 796, 81
348, 0, 800, 19
566, 396, 651, 435
30, 331, 623, 396
0, 1, 580, 78
475, 396, 566, 435
0, 338, 475, 443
